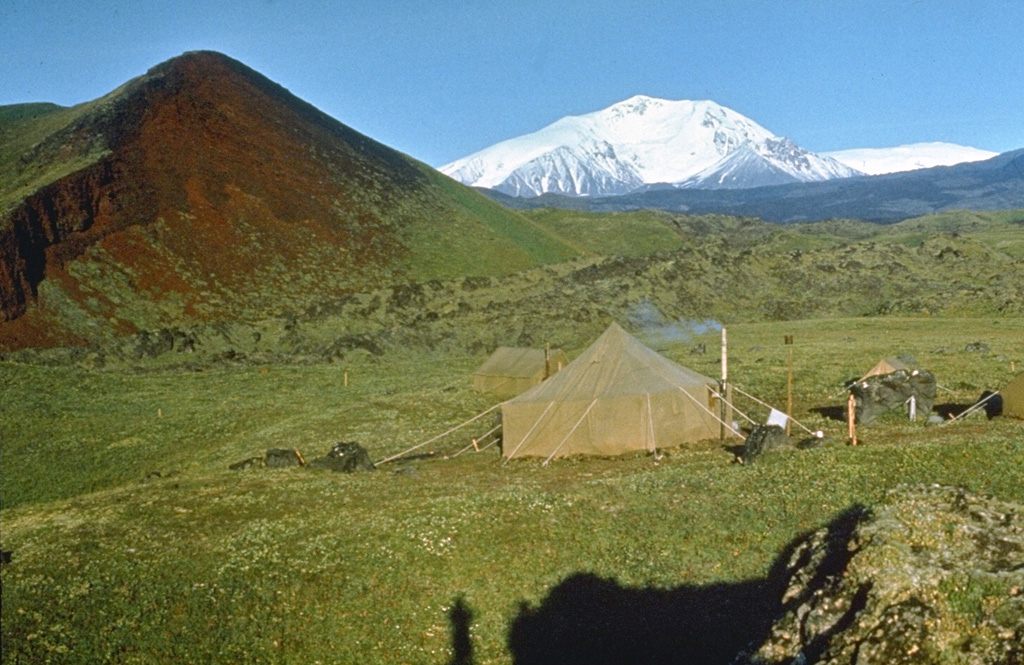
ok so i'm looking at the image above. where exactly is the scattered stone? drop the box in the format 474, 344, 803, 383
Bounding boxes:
308, 441, 375, 472
966, 341, 991, 353
734, 485, 1024, 665
229, 456, 265, 471
265, 448, 304, 468
140, 470, 180, 482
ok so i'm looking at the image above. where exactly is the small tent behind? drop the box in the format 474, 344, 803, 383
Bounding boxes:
862, 356, 913, 379
501, 323, 720, 460
473, 347, 569, 397
1001, 373, 1024, 419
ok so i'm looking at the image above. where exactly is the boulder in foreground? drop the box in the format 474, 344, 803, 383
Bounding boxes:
738, 484, 1024, 664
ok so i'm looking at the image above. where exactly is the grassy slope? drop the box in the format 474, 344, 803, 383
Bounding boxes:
0, 99, 117, 218
522, 207, 1024, 258
2, 316, 1023, 664
402, 167, 581, 279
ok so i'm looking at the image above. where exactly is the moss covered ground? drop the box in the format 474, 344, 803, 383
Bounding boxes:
2, 316, 1022, 664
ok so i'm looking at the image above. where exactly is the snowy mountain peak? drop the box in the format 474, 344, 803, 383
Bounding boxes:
440, 96, 861, 197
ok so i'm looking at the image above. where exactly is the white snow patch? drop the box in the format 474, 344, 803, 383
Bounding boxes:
824, 142, 998, 175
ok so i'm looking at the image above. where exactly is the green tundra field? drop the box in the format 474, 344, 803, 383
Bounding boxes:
2, 314, 1022, 664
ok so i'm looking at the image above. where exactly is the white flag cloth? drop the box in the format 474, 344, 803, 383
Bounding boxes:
766, 408, 789, 428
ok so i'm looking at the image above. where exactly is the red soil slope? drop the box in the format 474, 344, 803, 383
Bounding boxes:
0, 52, 439, 349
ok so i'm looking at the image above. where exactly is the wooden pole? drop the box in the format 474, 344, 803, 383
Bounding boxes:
847, 393, 857, 446
720, 327, 730, 440
544, 342, 551, 379
344, 371, 349, 387
785, 334, 794, 436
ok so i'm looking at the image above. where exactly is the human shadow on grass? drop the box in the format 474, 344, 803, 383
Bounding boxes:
499, 505, 871, 665
447, 595, 474, 665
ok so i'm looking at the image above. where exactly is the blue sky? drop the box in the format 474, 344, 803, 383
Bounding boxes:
2, 1, 1022, 167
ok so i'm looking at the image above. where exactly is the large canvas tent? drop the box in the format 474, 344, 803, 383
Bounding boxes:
1002, 373, 1024, 419
473, 347, 569, 397
501, 323, 721, 460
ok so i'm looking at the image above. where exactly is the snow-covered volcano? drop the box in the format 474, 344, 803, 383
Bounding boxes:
439, 96, 862, 197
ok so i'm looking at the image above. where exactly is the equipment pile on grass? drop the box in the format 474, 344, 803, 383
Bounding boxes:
229, 448, 304, 470
737, 425, 828, 464
307, 441, 375, 472
229, 443, 374, 472
850, 368, 936, 425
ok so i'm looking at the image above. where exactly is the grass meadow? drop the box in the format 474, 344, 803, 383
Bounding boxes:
2, 316, 1023, 664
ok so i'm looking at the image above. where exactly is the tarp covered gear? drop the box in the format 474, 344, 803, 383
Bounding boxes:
1002, 373, 1024, 419
501, 323, 720, 460
309, 442, 375, 472
850, 368, 936, 425
473, 347, 570, 397
738, 425, 791, 464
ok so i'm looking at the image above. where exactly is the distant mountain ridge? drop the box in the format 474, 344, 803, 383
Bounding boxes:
0, 51, 576, 349
484, 147, 1024, 223
440, 96, 862, 197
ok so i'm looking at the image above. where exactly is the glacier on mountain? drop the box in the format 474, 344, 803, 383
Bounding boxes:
439, 96, 862, 197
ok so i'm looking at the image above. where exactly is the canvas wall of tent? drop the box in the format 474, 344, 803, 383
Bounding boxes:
501, 323, 722, 461
1001, 373, 1024, 419
473, 346, 570, 397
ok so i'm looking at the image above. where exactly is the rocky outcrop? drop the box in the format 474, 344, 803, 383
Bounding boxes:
737, 485, 1024, 664
0, 158, 149, 320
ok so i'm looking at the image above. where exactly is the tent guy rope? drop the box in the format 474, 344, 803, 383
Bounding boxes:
942, 390, 1000, 425
542, 399, 598, 466
452, 423, 502, 457
731, 384, 817, 435
502, 401, 555, 463
378, 403, 502, 465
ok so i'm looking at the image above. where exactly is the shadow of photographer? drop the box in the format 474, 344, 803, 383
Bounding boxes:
442, 505, 871, 664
